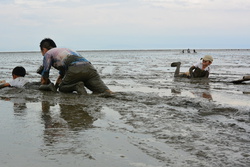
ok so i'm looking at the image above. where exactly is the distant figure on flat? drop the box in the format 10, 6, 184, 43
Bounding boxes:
231, 76, 250, 84
171, 55, 213, 78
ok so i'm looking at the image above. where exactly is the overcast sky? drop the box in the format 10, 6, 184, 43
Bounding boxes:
0, 0, 249, 51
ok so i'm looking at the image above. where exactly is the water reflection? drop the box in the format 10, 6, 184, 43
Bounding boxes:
41, 101, 67, 146
39, 100, 99, 159
41, 101, 95, 145
172, 78, 213, 100
13, 103, 27, 116
192, 91, 213, 100
0, 97, 28, 116
59, 104, 95, 130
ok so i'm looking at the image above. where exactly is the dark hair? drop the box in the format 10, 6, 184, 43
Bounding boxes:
12, 66, 26, 77
39, 38, 57, 51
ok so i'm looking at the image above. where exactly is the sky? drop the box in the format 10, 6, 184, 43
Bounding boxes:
0, 0, 249, 51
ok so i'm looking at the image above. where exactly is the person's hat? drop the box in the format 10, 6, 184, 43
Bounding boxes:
202, 55, 213, 62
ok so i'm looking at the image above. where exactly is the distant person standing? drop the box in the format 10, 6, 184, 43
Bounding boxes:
38, 38, 113, 95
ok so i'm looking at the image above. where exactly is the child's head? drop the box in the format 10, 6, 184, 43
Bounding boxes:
12, 66, 26, 78
202, 55, 213, 66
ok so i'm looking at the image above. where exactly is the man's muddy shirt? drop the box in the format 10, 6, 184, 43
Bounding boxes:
41, 48, 89, 78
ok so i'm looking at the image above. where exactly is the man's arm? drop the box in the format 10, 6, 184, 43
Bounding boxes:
55, 75, 63, 89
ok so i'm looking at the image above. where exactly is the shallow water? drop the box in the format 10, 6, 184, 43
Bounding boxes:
0, 49, 250, 166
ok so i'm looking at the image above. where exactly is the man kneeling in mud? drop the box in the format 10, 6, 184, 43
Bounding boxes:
38, 38, 113, 95
171, 55, 213, 78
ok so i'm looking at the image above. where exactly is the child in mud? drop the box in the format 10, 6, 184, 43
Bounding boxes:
171, 55, 213, 78
0, 66, 56, 92
0, 66, 29, 89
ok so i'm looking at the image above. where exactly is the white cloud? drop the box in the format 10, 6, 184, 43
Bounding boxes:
14, 0, 45, 6
2, 0, 249, 28
0, 0, 249, 51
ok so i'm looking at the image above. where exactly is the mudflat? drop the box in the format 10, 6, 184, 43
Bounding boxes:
0, 49, 250, 166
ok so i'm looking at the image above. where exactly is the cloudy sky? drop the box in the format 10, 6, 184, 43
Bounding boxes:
0, 0, 249, 51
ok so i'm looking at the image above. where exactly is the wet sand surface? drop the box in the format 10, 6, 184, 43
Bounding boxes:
0, 50, 250, 166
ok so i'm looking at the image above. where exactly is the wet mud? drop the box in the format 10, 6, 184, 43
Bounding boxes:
0, 50, 250, 166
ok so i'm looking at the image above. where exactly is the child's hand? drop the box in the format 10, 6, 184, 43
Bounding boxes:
184, 72, 190, 76
0, 80, 6, 84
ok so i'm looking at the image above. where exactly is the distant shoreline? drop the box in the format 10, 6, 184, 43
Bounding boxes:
0, 48, 249, 53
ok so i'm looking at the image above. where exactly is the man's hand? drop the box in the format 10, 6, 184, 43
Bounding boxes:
55, 75, 63, 89
36, 65, 44, 75
41, 77, 50, 85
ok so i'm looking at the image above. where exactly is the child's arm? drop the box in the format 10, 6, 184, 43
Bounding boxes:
189, 66, 195, 77
0, 82, 10, 89
189, 66, 195, 73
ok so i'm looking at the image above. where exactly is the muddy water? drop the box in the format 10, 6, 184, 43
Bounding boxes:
0, 50, 250, 166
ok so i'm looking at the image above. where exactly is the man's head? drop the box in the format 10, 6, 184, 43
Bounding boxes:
39, 38, 57, 55
12, 66, 26, 78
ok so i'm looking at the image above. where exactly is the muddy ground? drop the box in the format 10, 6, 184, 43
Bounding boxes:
0, 50, 249, 166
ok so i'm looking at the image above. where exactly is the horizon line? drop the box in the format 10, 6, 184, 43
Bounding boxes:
0, 48, 250, 53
